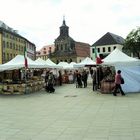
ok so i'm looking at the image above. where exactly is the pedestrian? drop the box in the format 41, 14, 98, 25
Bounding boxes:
58, 70, 62, 86
46, 71, 55, 93
76, 72, 83, 88
92, 69, 97, 91
113, 70, 125, 96
82, 70, 88, 88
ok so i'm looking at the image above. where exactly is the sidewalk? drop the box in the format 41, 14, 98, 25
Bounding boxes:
0, 84, 140, 140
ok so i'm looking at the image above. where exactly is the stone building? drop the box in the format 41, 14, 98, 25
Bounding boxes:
50, 19, 90, 63
0, 21, 36, 64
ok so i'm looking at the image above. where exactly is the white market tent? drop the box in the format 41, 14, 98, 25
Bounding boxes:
46, 58, 56, 66
74, 57, 96, 68
35, 58, 62, 69
102, 48, 140, 93
61, 62, 77, 69
35, 58, 56, 69
102, 48, 140, 66
46, 58, 62, 68
0, 55, 47, 72
57, 62, 70, 69
67, 62, 77, 69
35, 58, 48, 65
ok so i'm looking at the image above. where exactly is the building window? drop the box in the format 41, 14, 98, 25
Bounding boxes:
3, 53, 5, 62
10, 43, 12, 49
61, 45, 63, 50
103, 47, 105, 52
56, 60, 59, 64
7, 42, 9, 48
13, 43, 15, 50
92, 48, 94, 53
7, 53, 9, 61
56, 45, 59, 51
114, 46, 116, 50
10, 53, 12, 59
3, 41, 5, 48
108, 47, 111, 52
69, 58, 72, 62
65, 44, 67, 50
43, 51, 46, 54
98, 48, 100, 53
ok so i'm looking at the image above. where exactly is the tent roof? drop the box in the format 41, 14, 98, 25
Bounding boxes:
35, 58, 47, 64
57, 62, 69, 69
46, 58, 62, 68
102, 48, 140, 66
0, 55, 47, 71
46, 58, 57, 66
74, 57, 96, 68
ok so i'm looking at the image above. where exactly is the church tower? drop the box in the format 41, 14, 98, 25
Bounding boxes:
53, 18, 75, 63
59, 18, 69, 37
50, 18, 90, 64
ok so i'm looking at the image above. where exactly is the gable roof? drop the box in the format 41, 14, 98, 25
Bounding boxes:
75, 42, 90, 57
92, 32, 125, 46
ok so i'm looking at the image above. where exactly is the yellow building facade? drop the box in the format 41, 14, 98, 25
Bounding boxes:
0, 33, 2, 64
0, 21, 36, 64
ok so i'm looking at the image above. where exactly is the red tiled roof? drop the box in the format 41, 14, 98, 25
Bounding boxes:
75, 42, 90, 57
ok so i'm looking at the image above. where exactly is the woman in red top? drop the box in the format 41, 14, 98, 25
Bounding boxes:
113, 70, 125, 96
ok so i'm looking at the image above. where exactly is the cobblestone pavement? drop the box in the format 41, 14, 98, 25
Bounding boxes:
0, 83, 140, 140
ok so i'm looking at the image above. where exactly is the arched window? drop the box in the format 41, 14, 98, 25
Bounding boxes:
61, 45, 63, 50
69, 58, 72, 62
56, 60, 59, 64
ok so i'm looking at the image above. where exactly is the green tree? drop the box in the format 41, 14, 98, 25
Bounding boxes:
123, 27, 140, 58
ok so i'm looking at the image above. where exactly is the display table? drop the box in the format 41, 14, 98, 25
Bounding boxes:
0, 80, 44, 95
100, 81, 115, 94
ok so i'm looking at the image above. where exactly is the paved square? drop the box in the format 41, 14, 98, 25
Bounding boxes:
0, 84, 140, 140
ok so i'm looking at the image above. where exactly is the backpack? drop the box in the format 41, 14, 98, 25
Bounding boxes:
121, 77, 124, 84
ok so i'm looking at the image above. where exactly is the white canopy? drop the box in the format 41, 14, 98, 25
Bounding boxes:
0, 55, 45, 71
102, 49, 140, 93
64, 62, 77, 69
57, 62, 70, 69
35, 58, 48, 65
35, 58, 62, 69
46, 58, 62, 68
74, 57, 96, 68
46, 58, 56, 66
102, 48, 140, 66
115, 66, 140, 93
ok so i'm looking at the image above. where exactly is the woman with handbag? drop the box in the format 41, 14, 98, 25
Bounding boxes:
113, 70, 125, 96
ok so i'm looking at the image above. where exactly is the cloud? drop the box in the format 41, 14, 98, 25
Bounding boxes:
0, 0, 140, 50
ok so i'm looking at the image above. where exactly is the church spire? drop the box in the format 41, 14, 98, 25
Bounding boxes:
60, 16, 69, 37
62, 15, 66, 26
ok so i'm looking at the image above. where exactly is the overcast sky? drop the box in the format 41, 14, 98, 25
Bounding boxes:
0, 0, 140, 50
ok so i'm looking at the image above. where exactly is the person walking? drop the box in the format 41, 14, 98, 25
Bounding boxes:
58, 70, 62, 86
82, 70, 88, 88
92, 69, 97, 91
46, 71, 55, 93
113, 70, 125, 96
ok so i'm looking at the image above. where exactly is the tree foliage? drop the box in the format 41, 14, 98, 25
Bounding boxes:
123, 27, 140, 58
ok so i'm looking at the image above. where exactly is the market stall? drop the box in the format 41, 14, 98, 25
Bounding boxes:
0, 69, 44, 95
0, 55, 47, 95
102, 48, 140, 93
